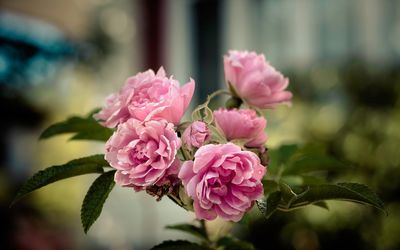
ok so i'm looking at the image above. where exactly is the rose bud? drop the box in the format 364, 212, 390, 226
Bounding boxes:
182, 121, 210, 150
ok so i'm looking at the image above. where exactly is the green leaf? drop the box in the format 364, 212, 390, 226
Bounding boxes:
257, 191, 282, 219
238, 211, 252, 225
313, 201, 329, 210
262, 179, 279, 195
81, 170, 116, 233
40, 110, 113, 142
217, 236, 255, 250
267, 144, 299, 175
208, 125, 227, 144
225, 96, 243, 109
150, 240, 208, 250
299, 175, 327, 185
286, 183, 385, 212
166, 223, 208, 240
283, 153, 348, 175
279, 182, 299, 206
12, 155, 107, 205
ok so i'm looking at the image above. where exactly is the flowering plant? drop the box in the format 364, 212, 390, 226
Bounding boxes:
12, 50, 385, 249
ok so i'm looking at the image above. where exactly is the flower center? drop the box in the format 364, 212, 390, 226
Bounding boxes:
132, 81, 169, 107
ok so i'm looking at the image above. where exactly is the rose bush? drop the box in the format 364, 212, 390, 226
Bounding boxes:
95, 67, 195, 127
15, 49, 385, 250
214, 108, 268, 148
224, 50, 292, 108
179, 143, 265, 221
105, 118, 181, 191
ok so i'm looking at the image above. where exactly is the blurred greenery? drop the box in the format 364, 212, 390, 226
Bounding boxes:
232, 61, 400, 250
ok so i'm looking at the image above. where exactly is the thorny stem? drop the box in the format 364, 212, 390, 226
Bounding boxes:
191, 89, 232, 123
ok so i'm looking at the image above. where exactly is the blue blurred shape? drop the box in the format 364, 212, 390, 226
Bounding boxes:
0, 10, 76, 87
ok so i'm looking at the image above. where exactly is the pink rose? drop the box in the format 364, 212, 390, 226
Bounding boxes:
214, 108, 267, 148
182, 121, 210, 150
224, 50, 292, 108
105, 118, 181, 191
95, 67, 195, 127
178, 143, 265, 221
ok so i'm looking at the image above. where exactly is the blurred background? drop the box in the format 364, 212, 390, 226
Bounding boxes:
1, 0, 399, 249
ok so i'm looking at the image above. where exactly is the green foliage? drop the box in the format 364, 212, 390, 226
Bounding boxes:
81, 170, 116, 233
165, 223, 208, 240
257, 191, 282, 219
217, 236, 255, 250
150, 240, 208, 250
12, 155, 108, 205
257, 143, 384, 218
283, 153, 348, 175
208, 124, 227, 144
257, 182, 385, 218
262, 179, 279, 195
267, 144, 348, 176
40, 109, 113, 142
291, 183, 385, 211
313, 201, 329, 210
225, 96, 243, 109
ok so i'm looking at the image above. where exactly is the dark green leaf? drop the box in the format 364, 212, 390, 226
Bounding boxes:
166, 223, 208, 240
238, 211, 252, 225
312, 201, 329, 210
281, 175, 327, 186
257, 191, 282, 219
12, 155, 107, 205
81, 170, 116, 233
277, 144, 300, 162
288, 183, 385, 212
225, 96, 242, 109
300, 175, 327, 185
262, 179, 279, 195
150, 240, 208, 250
283, 153, 348, 175
267, 144, 299, 175
279, 182, 297, 205
40, 110, 113, 142
217, 236, 255, 250
281, 176, 304, 186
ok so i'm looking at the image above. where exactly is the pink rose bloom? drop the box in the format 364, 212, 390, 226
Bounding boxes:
178, 143, 265, 221
214, 108, 267, 148
182, 121, 210, 150
224, 50, 292, 108
95, 67, 195, 127
105, 118, 181, 191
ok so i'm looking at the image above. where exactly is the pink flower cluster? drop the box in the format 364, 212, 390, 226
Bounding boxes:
97, 50, 292, 222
